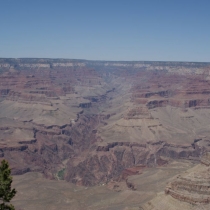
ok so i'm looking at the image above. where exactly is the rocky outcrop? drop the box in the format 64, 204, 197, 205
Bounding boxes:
164, 152, 210, 205
119, 165, 145, 180
0, 113, 100, 178
147, 100, 169, 109
96, 142, 146, 152
79, 102, 91, 108
130, 71, 210, 110
125, 107, 150, 119
64, 140, 204, 186
0, 145, 28, 152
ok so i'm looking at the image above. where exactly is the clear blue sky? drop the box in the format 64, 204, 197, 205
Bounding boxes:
0, 0, 209, 62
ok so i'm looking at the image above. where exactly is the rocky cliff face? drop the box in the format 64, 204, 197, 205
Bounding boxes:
0, 59, 210, 192
64, 139, 208, 186
164, 152, 210, 204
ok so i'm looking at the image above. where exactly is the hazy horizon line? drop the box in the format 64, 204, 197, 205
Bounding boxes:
1, 57, 210, 64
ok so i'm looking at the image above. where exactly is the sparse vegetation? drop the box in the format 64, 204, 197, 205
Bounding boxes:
0, 160, 16, 210
57, 168, 65, 180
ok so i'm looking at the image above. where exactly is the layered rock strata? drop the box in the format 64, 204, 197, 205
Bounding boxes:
164, 153, 210, 205
0, 59, 210, 189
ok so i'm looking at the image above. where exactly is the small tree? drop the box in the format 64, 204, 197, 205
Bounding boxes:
0, 160, 16, 210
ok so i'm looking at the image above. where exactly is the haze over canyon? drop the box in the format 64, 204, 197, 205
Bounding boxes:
1, 58, 210, 209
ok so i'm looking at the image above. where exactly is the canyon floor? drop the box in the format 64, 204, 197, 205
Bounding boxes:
1, 59, 210, 209
12, 159, 195, 210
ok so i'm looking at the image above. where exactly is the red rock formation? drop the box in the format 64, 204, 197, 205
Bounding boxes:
0, 59, 210, 189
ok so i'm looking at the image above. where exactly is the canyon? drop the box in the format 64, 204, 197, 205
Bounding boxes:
1, 58, 210, 209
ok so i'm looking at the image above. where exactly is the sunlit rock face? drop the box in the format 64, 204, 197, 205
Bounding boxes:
141, 153, 210, 210
165, 161, 210, 205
